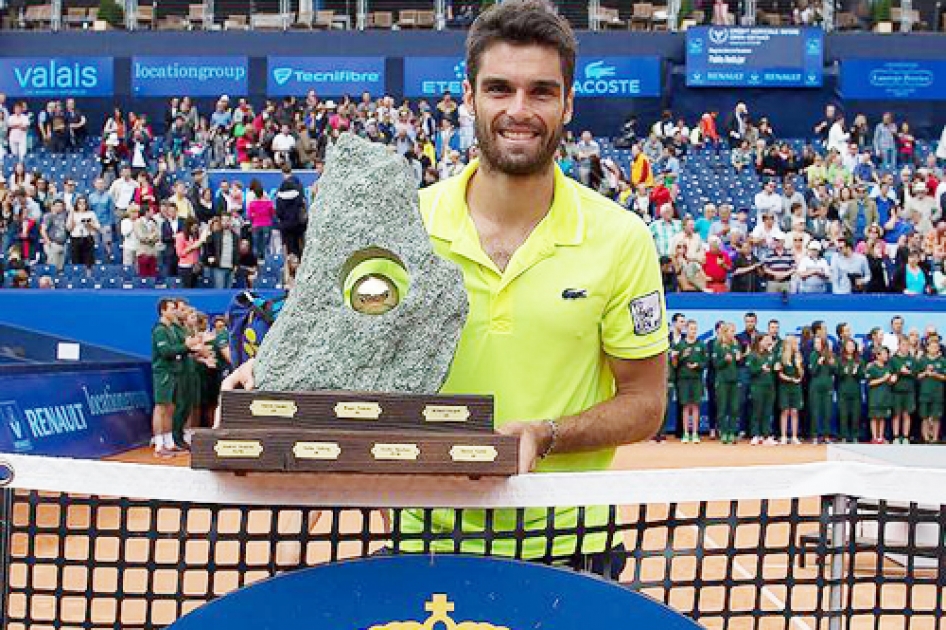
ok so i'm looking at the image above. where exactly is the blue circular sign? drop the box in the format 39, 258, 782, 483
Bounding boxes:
170, 555, 701, 629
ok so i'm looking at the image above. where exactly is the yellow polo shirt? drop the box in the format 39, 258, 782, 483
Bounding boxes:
398, 161, 668, 559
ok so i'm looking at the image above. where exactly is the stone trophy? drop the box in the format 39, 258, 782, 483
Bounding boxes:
191, 134, 518, 476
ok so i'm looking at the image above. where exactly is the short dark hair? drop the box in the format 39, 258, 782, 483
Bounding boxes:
466, 0, 577, 92
157, 298, 175, 317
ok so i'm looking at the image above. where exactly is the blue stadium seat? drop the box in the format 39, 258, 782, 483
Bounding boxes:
165, 277, 183, 289
135, 277, 157, 289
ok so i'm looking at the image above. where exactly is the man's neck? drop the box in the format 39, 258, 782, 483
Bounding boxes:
466, 161, 555, 230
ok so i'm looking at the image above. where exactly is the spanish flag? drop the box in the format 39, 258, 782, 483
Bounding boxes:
631, 153, 654, 188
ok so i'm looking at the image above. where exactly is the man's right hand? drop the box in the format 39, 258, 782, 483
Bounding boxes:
215, 359, 255, 428
222, 358, 256, 392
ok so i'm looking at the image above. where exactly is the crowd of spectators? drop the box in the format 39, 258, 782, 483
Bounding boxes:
0, 90, 945, 295
600, 103, 946, 296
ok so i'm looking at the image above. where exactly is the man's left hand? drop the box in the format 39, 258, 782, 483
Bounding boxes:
497, 421, 554, 475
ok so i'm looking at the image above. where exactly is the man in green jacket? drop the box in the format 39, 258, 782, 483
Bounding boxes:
151, 297, 201, 457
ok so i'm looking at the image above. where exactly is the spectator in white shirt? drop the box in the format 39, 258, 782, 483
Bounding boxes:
271, 124, 297, 167
751, 211, 786, 258
827, 116, 850, 155
754, 180, 782, 223
120, 204, 141, 267
795, 241, 831, 293
7, 102, 30, 162
109, 165, 139, 217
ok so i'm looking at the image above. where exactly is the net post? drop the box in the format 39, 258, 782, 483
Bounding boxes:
0, 460, 14, 630
828, 493, 848, 630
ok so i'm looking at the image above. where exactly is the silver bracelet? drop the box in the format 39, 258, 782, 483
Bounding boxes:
539, 419, 558, 459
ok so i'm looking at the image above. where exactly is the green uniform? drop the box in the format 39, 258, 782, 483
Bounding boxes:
676, 339, 706, 405
918, 355, 946, 419
712, 341, 740, 439
889, 354, 917, 414
748, 351, 776, 437
837, 358, 864, 442
777, 360, 804, 411
151, 322, 188, 405
171, 324, 199, 445
866, 363, 893, 419
662, 338, 681, 437
807, 353, 835, 439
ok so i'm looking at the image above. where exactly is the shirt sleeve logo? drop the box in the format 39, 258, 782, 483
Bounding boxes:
629, 291, 663, 336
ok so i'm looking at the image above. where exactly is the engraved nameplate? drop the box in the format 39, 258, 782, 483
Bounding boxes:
214, 440, 264, 458
292, 442, 342, 460
371, 443, 420, 461
449, 445, 498, 463
334, 402, 383, 420
422, 405, 471, 423
249, 400, 298, 418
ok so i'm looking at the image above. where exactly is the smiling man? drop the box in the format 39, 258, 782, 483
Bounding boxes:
223, 0, 667, 579
401, 0, 668, 577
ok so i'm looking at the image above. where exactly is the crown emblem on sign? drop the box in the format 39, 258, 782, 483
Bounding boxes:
367, 594, 511, 630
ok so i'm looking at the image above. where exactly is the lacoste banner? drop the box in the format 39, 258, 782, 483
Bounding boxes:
403, 56, 661, 98
573, 56, 662, 97
169, 555, 700, 629
267, 56, 386, 96
0, 365, 152, 458
0, 57, 114, 97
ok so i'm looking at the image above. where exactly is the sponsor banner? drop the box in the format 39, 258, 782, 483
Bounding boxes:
403, 55, 661, 98
132, 56, 249, 97
170, 555, 700, 629
841, 59, 946, 101
403, 56, 467, 97
0, 56, 113, 97
0, 366, 153, 458
267, 56, 386, 96
686, 27, 824, 88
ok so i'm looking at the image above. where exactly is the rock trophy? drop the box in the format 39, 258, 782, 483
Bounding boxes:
191, 134, 518, 476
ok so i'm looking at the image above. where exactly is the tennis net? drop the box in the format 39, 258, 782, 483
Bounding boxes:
0, 453, 944, 630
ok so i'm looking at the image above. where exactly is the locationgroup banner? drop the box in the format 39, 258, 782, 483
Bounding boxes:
686, 27, 823, 88
841, 59, 946, 100
0, 366, 152, 458
403, 55, 661, 98
0, 56, 114, 97
132, 56, 249, 97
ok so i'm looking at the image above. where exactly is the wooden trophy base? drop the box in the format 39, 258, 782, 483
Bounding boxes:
190, 427, 519, 476
191, 389, 517, 476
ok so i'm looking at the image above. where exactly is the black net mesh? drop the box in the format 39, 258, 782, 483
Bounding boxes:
1, 486, 944, 630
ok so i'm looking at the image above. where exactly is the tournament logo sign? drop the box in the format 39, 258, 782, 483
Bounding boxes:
169, 555, 701, 629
